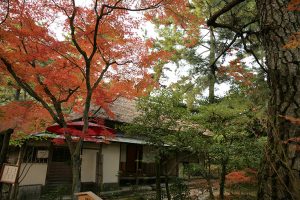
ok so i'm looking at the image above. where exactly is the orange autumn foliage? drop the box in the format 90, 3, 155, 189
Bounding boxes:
148, 1, 204, 49
284, 1, 300, 48
288, 0, 300, 11
0, 101, 52, 139
218, 59, 254, 87
280, 115, 300, 125
283, 32, 300, 49
0, 0, 189, 140
226, 168, 257, 185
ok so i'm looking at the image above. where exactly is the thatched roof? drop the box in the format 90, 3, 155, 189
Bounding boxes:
93, 97, 139, 123
70, 97, 212, 136
92, 97, 212, 135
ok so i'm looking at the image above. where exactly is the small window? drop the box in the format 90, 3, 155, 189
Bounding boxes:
23, 146, 49, 163
52, 147, 71, 162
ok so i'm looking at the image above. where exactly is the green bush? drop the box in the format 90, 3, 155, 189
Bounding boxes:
170, 178, 191, 200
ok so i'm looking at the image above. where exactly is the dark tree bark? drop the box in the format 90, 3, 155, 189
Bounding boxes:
164, 164, 171, 200
207, 177, 215, 200
9, 145, 26, 200
155, 158, 162, 200
208, 27, 216, 104
0, 129, 13, 165
256, 1, 300, 199
165, 174, 171, 200
0, 129, 13, 199
200, 152, 215, 199
71, 142, 82, 199
15, 89, 21, 101
207, 0, 300, 199
219, 156, 228, 200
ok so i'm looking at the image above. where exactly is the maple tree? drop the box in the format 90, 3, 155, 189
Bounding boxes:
225, 169, 257, 196
0, 74, 43, 198
0, 0, 189, 196
218, 58, 255, 87
0, 0, 9, 25
226, 170, 254, 186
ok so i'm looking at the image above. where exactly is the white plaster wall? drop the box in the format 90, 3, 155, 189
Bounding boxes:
19, 163, 48, 186
81, 149, 98, 182
102, 143, 120, 183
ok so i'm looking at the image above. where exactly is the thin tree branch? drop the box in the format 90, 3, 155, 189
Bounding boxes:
207, 0, 247, 26
102, 0, 163, 14
210, 33, 238, 69
91, 63, 111, 91
241, 34, 268, 73
20, 37, 78, 122
207, 0, 247, 33
69, 0, 88, 62
51, 0, 70, 18
35, 75, 66, 123
59, 86, 80, 103
0, 0, 10, 25
0, 57, 61, 125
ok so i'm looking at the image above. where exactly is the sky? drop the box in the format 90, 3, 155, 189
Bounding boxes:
48, 1, 237, 98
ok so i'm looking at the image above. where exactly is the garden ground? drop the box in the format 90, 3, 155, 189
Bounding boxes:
100, 178, 257, 200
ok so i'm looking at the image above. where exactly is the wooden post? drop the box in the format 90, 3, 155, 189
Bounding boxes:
9, 145, 24, 200
96, 144, 103, 193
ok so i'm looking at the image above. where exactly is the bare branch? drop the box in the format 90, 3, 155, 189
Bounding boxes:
48, 48, 86, 77
0, 0, 10, 25
207, 0, 247, 26
207, 0, 266, 73
207, 0, 247, 33
35, 75, 65, 122
19, 37, 78, 122
99, 0, 122, 17
210, 33, 238, 69
90, 0, 123, 61
91, 63, 111, 91
88, 16, 102, 61
94, 0, 99, 17
240, 34, 267, 73
51, 0, 70, 18
102, 0, 163, 13
68, 1, 88, 61
59, 86, 80, 103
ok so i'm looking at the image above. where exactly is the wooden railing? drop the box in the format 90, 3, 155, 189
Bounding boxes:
119, 162, 156, 177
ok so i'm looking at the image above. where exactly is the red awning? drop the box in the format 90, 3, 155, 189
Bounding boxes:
46, 121, 115, 137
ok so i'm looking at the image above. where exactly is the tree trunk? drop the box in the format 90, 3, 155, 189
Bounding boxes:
71, 145, 82, 200
206, 154, 215, 200
0, 129, 13, 165
155, 159, 162, 200
207, 177, 215, 200
256, 1, 300, 199
208, 27, 216, 104
0, 129, 13, 199
164, 166, 171, 200
9, 145, 25, 200
96, 144, 103, 193
15, 89, 21, 101
219, 157, 228, 200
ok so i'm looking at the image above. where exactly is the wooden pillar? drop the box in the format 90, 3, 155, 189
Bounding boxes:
96, 144, 103, 193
